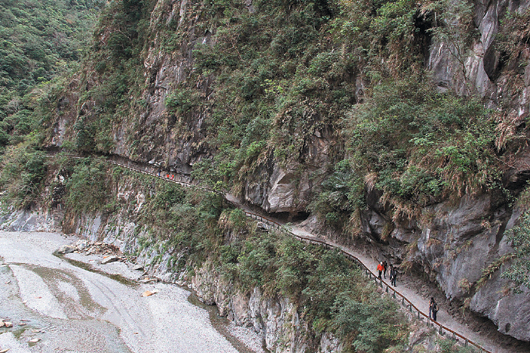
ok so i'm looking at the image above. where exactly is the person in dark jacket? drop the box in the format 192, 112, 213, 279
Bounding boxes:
382, 260, 388, 279
429, 297, 438, 321
390, 265, 397, 286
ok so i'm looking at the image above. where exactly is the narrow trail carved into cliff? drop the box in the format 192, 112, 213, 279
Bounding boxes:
102, 156, 516, 353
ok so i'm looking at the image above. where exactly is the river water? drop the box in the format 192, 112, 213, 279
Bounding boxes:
0, 231, 261, 353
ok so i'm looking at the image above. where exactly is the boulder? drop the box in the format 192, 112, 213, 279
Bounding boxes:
75, 240, 89, 251
56, 245, 75, 255
101, 255, 119, 264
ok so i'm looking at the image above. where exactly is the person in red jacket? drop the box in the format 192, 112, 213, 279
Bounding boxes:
377, 262, 384, 279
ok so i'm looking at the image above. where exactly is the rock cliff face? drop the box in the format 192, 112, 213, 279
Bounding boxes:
0, 207, 343, 352
44, 0, 530, 342
370, 0, 530, 341
190, 264, 343, 353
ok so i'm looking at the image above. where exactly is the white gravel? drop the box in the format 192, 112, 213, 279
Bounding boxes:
0, 332, 30, 353
228, 323, 266, 353
10, 265, 68, 320
0, 231, 260, 353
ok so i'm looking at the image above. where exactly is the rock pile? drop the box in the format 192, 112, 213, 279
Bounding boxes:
57, 240, 127, 264
0, 319, 12, 328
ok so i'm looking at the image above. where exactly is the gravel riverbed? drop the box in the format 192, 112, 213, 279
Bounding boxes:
0, 231, 264, 353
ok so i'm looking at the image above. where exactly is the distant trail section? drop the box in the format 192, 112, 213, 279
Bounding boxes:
106, 156, 525, 353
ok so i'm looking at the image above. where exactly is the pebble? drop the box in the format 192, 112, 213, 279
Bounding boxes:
28, 338, 40, 343
141, 290, 158, 297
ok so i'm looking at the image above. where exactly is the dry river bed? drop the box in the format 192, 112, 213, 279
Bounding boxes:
0, 231, 264, 353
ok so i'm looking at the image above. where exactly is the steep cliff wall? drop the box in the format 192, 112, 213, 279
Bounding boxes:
39, 0, 530, 342
1, 161, 415, 352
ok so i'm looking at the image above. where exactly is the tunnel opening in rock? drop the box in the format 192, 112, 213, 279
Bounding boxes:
272, 211, 310, 223
414, 9, 434, 66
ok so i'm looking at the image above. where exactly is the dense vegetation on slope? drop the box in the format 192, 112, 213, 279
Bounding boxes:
3, 0, 527, 283
39, 0, 503, 228
184, 0, 500, 232
0, 0, 104, 145
0, 0, 104, 207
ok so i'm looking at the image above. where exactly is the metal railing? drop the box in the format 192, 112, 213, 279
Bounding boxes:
105, 157, 489, 353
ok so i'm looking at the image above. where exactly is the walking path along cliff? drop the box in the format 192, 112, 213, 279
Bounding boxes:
99, 155, 524, 353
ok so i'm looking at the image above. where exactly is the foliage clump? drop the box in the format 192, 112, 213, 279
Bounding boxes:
346, 79, 499, 217
502, 211, 530, 290
0, 139, 47, 208
220, 225, 408, 352
65, 157, 111, 214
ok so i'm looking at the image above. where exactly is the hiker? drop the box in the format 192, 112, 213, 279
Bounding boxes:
390, 265, 397, 286
157, 167, 161, 177
166, 173, 170, 179
429, 297, 438, 321
382, 260, 388, 279
377, 262, 384, 279
171, 174, 174, 180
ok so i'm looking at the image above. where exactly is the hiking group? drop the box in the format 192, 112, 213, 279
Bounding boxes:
157, 167, 176, 180
376, 261, 440, 323
377, 261, 397, 286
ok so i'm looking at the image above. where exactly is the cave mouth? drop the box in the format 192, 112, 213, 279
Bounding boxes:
414, 9, 434, 66
272, 211, 311, 223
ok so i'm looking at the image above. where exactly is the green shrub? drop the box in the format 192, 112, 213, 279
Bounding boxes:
308, 160, 364, 229
502, 211, 530, 290
220, 228, 408, 352
0, 143, 47, 208
346, 78, 500, 211
165, 87, 201, 114
65, 157, 110, 214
